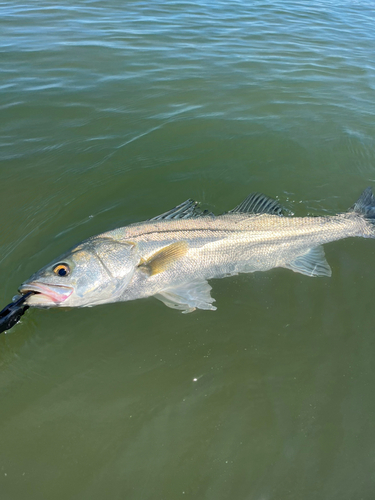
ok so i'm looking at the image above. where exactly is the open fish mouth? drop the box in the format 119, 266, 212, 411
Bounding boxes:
18, 283, 73, 306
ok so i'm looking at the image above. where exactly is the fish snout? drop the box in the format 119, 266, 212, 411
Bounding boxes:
18, 282, 73, 306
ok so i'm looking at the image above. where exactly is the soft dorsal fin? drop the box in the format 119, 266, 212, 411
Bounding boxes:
229, 193, 283, 215
139, 241, 188, 276
283, 245, 332, 277
149, 199, 214, 221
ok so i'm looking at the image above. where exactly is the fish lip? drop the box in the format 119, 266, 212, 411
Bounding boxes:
19, 283, 73, 305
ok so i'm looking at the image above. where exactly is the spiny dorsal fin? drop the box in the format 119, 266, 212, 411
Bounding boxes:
148, 199, 214, 221
284, 246, 332, 277
139, 241, 188, 276
229, 193, 283, 216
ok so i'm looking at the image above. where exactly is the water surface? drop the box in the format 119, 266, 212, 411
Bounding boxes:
1, 1, 375, 499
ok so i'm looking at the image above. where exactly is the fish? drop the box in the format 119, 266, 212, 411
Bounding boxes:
17, 187, 375, 314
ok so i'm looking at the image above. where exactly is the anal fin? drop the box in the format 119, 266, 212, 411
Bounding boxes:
154, 279, 216, 313
284, 245, 332, 277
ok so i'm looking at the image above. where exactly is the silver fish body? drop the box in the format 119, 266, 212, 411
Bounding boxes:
19, 188, 375, 312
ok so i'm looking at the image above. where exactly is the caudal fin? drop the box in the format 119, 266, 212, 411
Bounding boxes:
352, 187, 375, 219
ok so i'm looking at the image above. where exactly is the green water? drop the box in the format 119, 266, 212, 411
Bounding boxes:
1, 1, 375, 498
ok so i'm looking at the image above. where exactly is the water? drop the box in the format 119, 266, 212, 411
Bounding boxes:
1, 1, 375, 498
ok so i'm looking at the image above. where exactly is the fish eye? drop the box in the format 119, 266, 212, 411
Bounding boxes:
53, 263, 70, 277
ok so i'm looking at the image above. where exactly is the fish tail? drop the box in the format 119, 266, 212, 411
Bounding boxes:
351, 187, 375, 237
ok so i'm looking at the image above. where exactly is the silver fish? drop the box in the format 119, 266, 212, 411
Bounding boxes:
19, 188, 375, 313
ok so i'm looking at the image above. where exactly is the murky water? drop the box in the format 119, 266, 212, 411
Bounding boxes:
1, 1, 375, 498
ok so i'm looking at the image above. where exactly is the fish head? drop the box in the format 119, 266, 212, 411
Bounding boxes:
19, 237, 139, 307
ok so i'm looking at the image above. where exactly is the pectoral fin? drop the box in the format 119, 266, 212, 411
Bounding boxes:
284, 246, 332, 277
139, 241, 188, 276
155, 279, 216, 313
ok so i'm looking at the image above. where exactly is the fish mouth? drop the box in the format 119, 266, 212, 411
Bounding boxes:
18, 283, 73, 306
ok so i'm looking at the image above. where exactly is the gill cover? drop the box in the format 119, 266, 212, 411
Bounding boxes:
21, 237, 139, 307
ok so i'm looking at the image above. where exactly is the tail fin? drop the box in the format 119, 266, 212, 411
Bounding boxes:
352, 187, 375, 219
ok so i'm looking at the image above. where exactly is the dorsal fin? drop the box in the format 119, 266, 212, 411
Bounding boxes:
148, 199, 214, 221
229, 193, 283, 216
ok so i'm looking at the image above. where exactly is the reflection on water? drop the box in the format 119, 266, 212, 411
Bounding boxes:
1, 1, 375, 499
